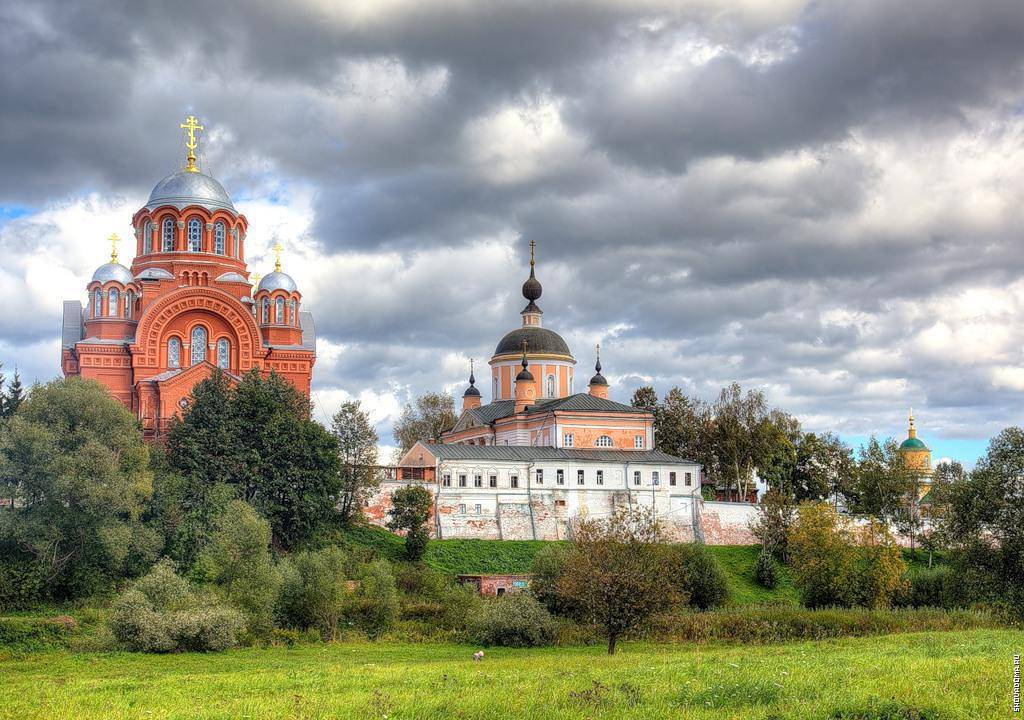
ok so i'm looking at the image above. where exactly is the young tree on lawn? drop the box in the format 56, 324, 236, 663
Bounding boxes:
387, 485, 433, 560
749, 487, 797, 560
331, 400, 380, 523
556, 508, 677, 654
393, 392, 457, 454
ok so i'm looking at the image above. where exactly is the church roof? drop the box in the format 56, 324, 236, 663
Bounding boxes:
92, 262, 133, 285
900, 437, 929, 451
494, 326, 572, 357
258, 271, 297, 294
463, 393, 645, 427
146, 170, 236, 213
420, 444, 692, 465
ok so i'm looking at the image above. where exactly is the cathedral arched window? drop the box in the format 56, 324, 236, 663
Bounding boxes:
261, 298, 270, 324
143, 222, 153, 254
493, 376, 499, 399
595, 435, 613, 447
190, 326, 207, 365
125, 290, 134, 318
216, 338, 230, 369
214, 222, 225, 255
108, 288, 119, 317
187, 218, 202, 252
167, 337, 181, 368
275, 298, 284, 323
93, 289, 102, 318
546, 374, 556, 398
162, 218, 175, 251
289, 299, 297, 325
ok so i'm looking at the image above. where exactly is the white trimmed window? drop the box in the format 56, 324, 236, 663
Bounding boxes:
563, 433, 574, 447
536, 469, 544, 484
556, 469, 564, 485
634, 435, 644, 449
685, 472, 692, 487
161, 218, 174, 251
577, 470, 585, 485
595, 435, 613, 447
458, 474, 467, 487
546, 374, 556, 397
633, 471, 641, 486
187, 218, 202, 252
442, 474, 451, 487
107, 288, 119, 317
214, 222, 225, 254
510, 474, 519, 488
652, 471, 660, 486
596, 470, 604, 485
489, 474, 497, 488
670, 472, 677, 486
474, 474, 482, 488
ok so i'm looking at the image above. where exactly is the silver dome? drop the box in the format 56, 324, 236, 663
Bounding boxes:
216, 271, 248, 283
134, 267, 174, 281
145, 171, 236, 213
92, 262, 133, 285
258, 271, 298, 294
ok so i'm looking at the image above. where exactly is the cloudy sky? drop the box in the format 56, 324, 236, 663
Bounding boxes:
3, 0, 1024, 463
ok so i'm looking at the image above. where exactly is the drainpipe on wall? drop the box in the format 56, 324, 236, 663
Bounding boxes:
526, 461, 537, 540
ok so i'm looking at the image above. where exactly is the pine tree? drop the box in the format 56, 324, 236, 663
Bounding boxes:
4, 369, 25, 418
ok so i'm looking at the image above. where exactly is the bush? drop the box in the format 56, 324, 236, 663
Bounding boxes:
194, 501, 280, 636
469, 592, 556, 647
755, 551, 778, 590
0, 616, 77, 652
895, 566, 957, 609
663, 544, 729, 610
276, 546, 352, 640
348, 560, 399, 638
107, 559, 244, 652
530, 543, 575, 615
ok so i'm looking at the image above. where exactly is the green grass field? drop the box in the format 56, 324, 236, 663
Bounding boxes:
1, 630, 1018, 719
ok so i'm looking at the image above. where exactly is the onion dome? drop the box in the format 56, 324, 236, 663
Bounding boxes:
145, 170, 236, 213
92, 262, 133, 285
589, 344, 608, 386
900, 409, 930, 451
495, 327, 571, 357
257, 271, 297, 294
521, 239, 542, 305
463, 360, 481, 397
134, 267, 174, 281
516, 343, 534, 382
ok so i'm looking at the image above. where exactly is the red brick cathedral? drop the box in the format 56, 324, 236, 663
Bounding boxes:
61, 117, 316, 437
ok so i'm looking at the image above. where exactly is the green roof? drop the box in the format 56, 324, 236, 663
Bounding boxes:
900, 437, 929, 451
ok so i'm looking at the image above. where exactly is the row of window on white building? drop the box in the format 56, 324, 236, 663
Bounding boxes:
561, 433, 646, 449
441, 469, 692, 488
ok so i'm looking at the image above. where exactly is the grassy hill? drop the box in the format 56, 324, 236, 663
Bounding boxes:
337, 526, 801, 606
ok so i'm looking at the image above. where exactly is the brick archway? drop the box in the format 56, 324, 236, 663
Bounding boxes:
131, 286, 264, 371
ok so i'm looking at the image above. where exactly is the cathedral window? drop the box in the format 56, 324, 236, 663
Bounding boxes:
595, 435, 613, 447
493, 376, 499, 399
261, 298, 270, 324
125, 290, 134, 318
546, 374, 556, 398
143, 222, 153, 254
190, 326, 208, 365
187, 218, 202, 252
108, 288, 119, 317
93, 289, 102, 318
275, 298, 284, 323
167, 337, 181, 368
162, 218, 175, 251
214, 222, 225, 255
216, 338, 230, 369
289, 300, 297, 325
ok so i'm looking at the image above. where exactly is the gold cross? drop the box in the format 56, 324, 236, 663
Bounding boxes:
272, 241, 284, 272
529, 239, 536, 267
179, 115, 204, 173
108, 232, 120, 263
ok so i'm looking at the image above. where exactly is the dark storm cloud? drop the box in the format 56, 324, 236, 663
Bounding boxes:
3, 0, 1024, 457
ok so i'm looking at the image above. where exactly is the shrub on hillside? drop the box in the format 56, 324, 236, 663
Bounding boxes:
468, 592, 556, 647
276, 546, 352, 640
0, 616, 78, 652
194, 501, 280, 637
348, 560, 399, 638
662, 544, 729, 610
107, 560, 244, 652
895, 566, 958, 609
755, 550, 778, 590
530, 542, 576, 615
788, 503, 907, 609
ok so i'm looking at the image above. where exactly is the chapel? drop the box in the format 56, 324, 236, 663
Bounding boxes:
60, 117, 315, 437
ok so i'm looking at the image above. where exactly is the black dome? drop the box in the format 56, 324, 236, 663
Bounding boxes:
494, 327, 572, 357
464, 385, 481, 397
589, 372, 608, 386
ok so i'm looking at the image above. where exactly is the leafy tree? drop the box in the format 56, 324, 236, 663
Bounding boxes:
845, 436, 911, 524
938, 428, 1024, 611
276, 546, 352, 640
791, 431, 854, 503
0, 378, 155, 602
331, 400, 380, 523
2, 369, 24, 419
630, 386, 658, 413
195, 500, 279, 636
749, 488, 796, 560
556, 508, 677, 654
167, 369, 341, 552
392, 392, 456, 455
387, 485, 433, 560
